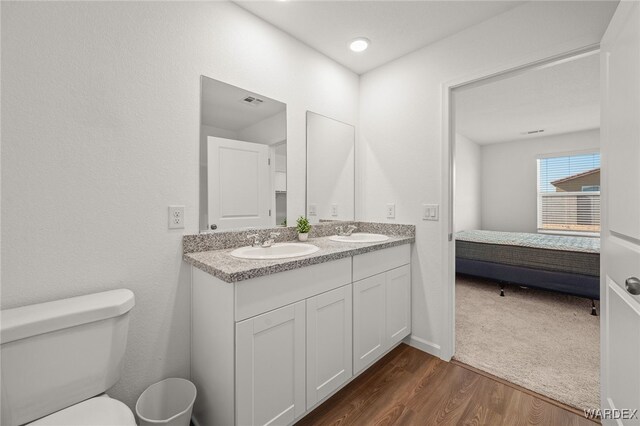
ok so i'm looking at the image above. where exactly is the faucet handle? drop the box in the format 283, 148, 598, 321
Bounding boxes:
345, 225, 357, 236
261, 232, 280, 248
336, 226, 344, 235
247, 233, 260, 246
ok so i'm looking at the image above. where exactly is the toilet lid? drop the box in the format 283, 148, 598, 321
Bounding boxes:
30, 396, 136, 425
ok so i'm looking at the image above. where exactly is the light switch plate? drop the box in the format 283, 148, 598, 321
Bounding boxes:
169, 205, 185, 229
309, 204, 317, 216
386, 203, 396, 219
422, 204, 439, 221
331, 204, 338, 217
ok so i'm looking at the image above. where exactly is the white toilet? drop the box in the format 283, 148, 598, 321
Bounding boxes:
1, 289, 137, 426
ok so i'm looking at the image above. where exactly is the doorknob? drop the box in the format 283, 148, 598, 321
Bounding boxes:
626, 277, 640, 295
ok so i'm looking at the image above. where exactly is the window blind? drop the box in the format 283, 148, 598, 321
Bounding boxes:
537, 153, 600, 234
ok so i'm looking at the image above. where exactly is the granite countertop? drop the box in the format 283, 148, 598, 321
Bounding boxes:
183, 234, 414, 283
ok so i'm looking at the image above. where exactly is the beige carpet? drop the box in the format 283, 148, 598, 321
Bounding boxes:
454, 275, 600, 411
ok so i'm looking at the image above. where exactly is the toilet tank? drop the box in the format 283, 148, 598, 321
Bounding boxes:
1, 289, 135, 426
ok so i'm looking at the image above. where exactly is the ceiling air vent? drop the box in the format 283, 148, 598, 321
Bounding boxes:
240, 96, 264, 107
522, 129, 545, 135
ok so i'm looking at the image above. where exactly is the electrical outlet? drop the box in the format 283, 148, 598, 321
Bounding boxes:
168, 205, 185, 229
309, 204, 317, 216
422, 204, 439, 221
386, 203, 395, 219
331, 204, 338, 217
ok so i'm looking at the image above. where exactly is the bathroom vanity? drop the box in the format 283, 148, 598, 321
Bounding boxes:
183, 223, 414, 426
190, 77, 413, 425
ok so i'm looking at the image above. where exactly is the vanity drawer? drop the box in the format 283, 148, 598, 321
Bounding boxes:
353, 244, 410, 282
234, 257, 352, 321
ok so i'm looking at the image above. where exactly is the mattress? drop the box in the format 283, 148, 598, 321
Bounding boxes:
455, 230, 600, 277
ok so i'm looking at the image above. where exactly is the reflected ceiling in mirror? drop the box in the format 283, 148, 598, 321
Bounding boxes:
306, 111, 355, 223
200, 76, 287, 232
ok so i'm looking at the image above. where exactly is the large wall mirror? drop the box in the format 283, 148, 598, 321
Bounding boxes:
306, 112, 355, 223
199, 76, 287, 232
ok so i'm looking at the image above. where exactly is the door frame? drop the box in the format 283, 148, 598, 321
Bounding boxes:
441, 43, 601, 362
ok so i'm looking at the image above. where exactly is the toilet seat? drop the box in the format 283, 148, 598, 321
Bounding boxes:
30, 395, 136, 425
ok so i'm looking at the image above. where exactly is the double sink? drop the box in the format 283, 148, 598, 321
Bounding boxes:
230, 233, 389, 260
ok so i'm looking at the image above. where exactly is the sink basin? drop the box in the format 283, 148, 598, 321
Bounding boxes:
329, 233, 390, 243
230, 243, 319, 260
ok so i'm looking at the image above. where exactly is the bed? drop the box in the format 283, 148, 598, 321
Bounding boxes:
455, 230, 600, 314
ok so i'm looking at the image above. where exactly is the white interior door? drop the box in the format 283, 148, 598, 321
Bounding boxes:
601, 3, 640, 424
208, 136, 271, 230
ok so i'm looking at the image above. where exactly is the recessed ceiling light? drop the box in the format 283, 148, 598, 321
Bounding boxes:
349, 38, 370, 53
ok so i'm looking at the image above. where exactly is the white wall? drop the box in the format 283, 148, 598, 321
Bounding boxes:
237, 111, 287, 146
358, 1, 615, 357
274, 144, 287, 173
481, 129, 600, 232
1, 1, 358, 410
454, 133, 481, 232
201, 124, 238, 142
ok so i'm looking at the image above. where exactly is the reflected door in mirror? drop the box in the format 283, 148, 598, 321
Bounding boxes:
208, 137, 271, 230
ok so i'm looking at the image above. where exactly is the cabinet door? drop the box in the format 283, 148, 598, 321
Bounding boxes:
353, 274, 386, 374
306, 285, 353, 408
236, 302, 305, 426
386, 264, 411, 347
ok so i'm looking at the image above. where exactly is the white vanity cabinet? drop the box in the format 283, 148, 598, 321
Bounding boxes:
236, 286, 354, 425
306, 285, 353, 408
353, 273, 387, 372
353, 245, 411, 373
236, 302, 306, 426
385, 264, 412, 346
190, 243, 411, 426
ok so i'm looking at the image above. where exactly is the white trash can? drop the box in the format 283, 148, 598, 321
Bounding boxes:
136, 378, 197, 426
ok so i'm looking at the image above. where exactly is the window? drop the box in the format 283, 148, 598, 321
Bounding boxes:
537, 152, 600, 234
581, 185, 600, 192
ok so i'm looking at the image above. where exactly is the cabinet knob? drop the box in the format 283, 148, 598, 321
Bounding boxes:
626, 277, 640, 295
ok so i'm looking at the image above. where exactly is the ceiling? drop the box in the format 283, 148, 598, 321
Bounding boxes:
234, 1, 523, 74
455, 52, 600, 145
201, 76, 285, 131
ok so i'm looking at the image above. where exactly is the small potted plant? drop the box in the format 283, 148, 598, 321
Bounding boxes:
296, 216, 311, 241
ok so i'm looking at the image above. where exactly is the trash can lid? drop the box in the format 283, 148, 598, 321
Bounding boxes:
30, 396, 136, 426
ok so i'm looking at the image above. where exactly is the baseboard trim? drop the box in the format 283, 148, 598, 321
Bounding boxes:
406, 335, 442, 359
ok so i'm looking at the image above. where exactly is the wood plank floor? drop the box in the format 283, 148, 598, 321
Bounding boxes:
296, 344, 597, 426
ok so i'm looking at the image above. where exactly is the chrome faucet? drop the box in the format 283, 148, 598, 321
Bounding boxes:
336, 225, 358, 236
247, 233, 262, 247
261, 232, 280, 248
